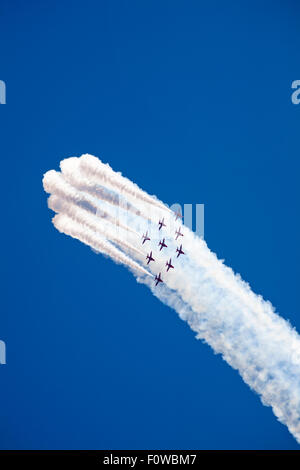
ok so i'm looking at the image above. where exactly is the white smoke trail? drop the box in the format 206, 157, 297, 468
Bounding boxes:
42, 170, 138, 236
60, 156, 172, 232
60, 157, 142, 217
79, 153, 170, 213
48, 195, 144, 260
43, 154, 300, 444
52, 213, 151, 277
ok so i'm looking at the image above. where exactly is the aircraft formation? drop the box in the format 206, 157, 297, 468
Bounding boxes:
141, 211, 185, 286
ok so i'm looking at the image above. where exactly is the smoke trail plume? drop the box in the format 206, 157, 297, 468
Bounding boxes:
43, 154, 300, 444
53, 213, 151, 277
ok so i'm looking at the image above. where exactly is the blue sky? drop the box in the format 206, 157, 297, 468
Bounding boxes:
0, 0, 300, 449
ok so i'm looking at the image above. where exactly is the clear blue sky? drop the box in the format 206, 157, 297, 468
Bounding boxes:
0, 0, 300, 449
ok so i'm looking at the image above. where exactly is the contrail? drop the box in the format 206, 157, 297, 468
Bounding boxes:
42, 170, 138, 236
48, 195, 144, 260
52, 213, 151, 277
79, 153, 170, 213
43, 154, 300, 444
60, 156, 172, 230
